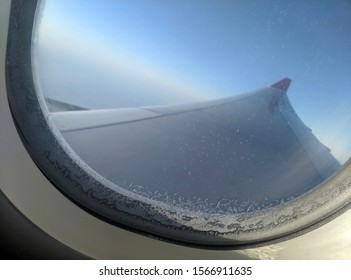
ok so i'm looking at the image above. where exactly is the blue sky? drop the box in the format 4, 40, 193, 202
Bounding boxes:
34, 0, 351, 163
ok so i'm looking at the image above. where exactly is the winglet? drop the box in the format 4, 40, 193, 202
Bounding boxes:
270, 78, 292, 92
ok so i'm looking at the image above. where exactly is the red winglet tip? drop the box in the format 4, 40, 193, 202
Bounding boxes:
270, 78, 292, 92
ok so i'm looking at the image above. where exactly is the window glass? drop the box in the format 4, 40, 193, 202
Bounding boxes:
32, 0, 351, 217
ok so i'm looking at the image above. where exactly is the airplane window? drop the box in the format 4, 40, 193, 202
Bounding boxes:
7, 0, 351, 247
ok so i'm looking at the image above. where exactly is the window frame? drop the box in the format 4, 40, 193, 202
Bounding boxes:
6, 0, 351, 249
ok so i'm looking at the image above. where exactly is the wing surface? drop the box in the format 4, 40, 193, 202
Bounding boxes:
48, 78, 340, 212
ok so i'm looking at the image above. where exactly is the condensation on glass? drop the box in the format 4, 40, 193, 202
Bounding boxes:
31, 0, 351, 228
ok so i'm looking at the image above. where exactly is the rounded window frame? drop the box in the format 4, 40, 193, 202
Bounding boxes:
6, 0, 351, 249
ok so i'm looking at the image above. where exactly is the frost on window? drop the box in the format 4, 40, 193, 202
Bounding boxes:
32, 0, 351, 219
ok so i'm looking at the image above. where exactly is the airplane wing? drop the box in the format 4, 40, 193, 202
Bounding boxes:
48, 78, 340, 213
45, 97, 87, 112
